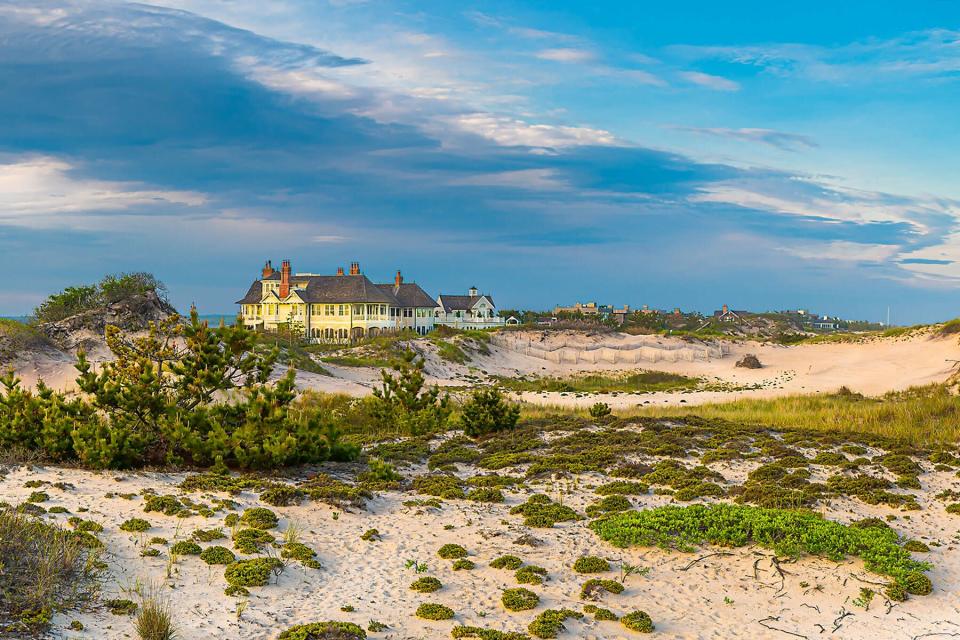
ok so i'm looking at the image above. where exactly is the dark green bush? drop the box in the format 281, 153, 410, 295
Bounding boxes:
170, 541, 202, 556
192, 528, 225, 542
277, 621, 367, 640
490, 555, 524, 570
233, 528, 274, 554
438, 544, 468, 559
515, 565, 547, 585
621, 610, 654, 633
589, 403, 612, 419
527, 609, 582, 638
583, 604, 617, 621
416, 603, 454, 620
200, 546, 235, 565
239, 507, 278, 530
502, 587, 539, 611
903, 540, 929, 552
452, 559, 475, 570
580, 579, 624, 599
106, 598, 138, 615
410, 577, 443, 593
510, 495, 580, 528
451, 625, 529, 639
119, 518, 151, 533
259, 486, 304, 507
224, 558, 283, 587
585, 495, 632, 517
461, 388, 520, 438
413, 474, 465, 500
467, 487, 505, 503
573, 556, 610, 573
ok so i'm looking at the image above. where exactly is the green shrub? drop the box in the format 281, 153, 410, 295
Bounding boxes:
233, 528, 275, 554
585, 495, 632, 517
946, 503, 960, 515
621, 610, 654, 633
277, 621, 367, 640
502, 587, 539, 611
224, 558, 283, 587
527, 609, 583, 638
490, 555, 524, 570
410, 577, 443, 593
885, 582, 908, 601
281, 542, 321, 568
143, 495, 184, 517
192, 527, 225, 542
170, 541, 202, 555
453, 559, 475, 570
67, 517, 103, 533
200, 545, 235, 565
573, 556, 610, 573
26, 491, 49, 503
467, 488, 505, 503
135, 593, 177, 640
589, 403, 612, 419
416, 603, 455, 620
260, 486, 304, 507
461, 388, 521, 438
438, 544, 468, 559
580, 579, 624, 599
451, 626, 529, 639
589, 504, 931, 587
515, 565, 548, 585
361, 528, 380, 542
413, 474, 465, 500
369, 349, 451, 436
583, 604, 617, 621
510, 495, 580, 528
595, 481, 648, 496
119, 518, 151, 533
239, 507, 279, 530
899, 571, 932, 595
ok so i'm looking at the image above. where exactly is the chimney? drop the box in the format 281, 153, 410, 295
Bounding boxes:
337, 266, 344, 276
262, 260, 274, 278
722, 304, 728, 314
395, 270, 403, 286
349, 262, 360, 275
469, 286, 478, 297
279, 259, 291, 298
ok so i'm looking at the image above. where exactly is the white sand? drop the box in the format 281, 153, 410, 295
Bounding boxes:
4, 449, 960, 640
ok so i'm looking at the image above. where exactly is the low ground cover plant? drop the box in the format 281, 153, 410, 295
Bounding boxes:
590, 504, 932, 593
502, 587, 539, 611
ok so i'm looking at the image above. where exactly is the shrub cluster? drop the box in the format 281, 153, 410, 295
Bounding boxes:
451, 626, 529, 639
438, 544, 468, 559
515, 565, 548, 585
573, 556, 610, 573
224, 558, 283, 588
200, 546, 235, 565
621, 610, 654, 633
409, 577, 442, 593
0, 311, 360, 470
527, 609, 583, 639
510, 495, 580, 528
461, 388, 521, 438
278, 621, 367, 640
490, 555, 524, 570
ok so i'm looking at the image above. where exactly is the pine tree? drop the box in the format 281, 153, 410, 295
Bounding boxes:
370, 349, 450, 435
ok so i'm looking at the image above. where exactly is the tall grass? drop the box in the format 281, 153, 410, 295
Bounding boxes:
135, 585, 178, 640
497, 371, 700, 394
631, 385, 960, 445
0, 511, 102, 635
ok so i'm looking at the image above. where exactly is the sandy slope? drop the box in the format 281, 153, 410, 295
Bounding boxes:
3, 450, 959, 640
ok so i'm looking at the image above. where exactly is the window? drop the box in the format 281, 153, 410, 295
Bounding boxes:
326, 304, 335, 316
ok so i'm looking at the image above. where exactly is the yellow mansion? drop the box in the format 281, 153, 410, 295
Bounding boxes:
236, 260, 437, 341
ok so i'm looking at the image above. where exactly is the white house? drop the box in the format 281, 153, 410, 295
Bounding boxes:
435, 287, 505, 329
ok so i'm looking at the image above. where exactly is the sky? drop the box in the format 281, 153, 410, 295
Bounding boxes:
1, 1, 959, 323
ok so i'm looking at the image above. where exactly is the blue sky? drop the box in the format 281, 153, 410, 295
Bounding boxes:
1, 1, 958, 323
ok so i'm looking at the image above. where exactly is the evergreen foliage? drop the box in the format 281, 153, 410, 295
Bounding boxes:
370, 349, 450, 436
461, 388, 520, 438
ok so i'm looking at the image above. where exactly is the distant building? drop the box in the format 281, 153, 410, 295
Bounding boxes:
713, 304, 747, 323
435, 287, 505, 329
554, 301, 631, 323
236, 260, 437, 341
554, 301, 600, 315
810, 316, 841, 330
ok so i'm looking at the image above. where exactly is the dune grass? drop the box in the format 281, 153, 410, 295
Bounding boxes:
0, 510, 102, 635
630, 385, 960, 445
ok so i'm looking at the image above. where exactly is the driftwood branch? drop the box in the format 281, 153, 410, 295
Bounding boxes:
757, 616, 808, 639
680, 551, 734, 571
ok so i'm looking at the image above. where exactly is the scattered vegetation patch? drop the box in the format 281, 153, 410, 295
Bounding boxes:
410, 577, 443, 593
502, 587, 539, 611
170, 540, 202, 556
515, 565, 548, 585
595, 481, 648, 496
590, 504, 931, 590
438, 543, 468, 559
224, 558, 284, 588
580, 579, 624, 600
277, 621, 367, 640
200, 546, 235, 565
119, 517, 151, 533
621, 610, 655, 633
527, 609, 583, 639
582, 604, 617, 621
452, 559, 475, 570
510, 495, 580, 528
416, 603, 455, 620
233, 528, 275, 554
573, 556, 610, 573
490, 555, 524, 570
451, 625, 529, 639
239, 507, 279, 530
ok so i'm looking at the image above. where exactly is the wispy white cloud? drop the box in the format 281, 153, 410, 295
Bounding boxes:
0, 156, 205, 228
779, 240, 900, 263
672, 126, 817, 151
680, 70, 740, 91
441, 113, 617, 149
535, 47, 595, 63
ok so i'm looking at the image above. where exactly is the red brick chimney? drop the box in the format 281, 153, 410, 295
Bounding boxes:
337, 266, 344, 276
262, 260, 274, 278
349, 262, 360, 275
395, 270, 403, 286
279, 259, 291, 298
722, 304, 728, 314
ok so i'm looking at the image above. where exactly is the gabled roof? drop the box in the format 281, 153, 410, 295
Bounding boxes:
375, 282, 436, 308
237, 275, 400, 305
437, 294, 495, 312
